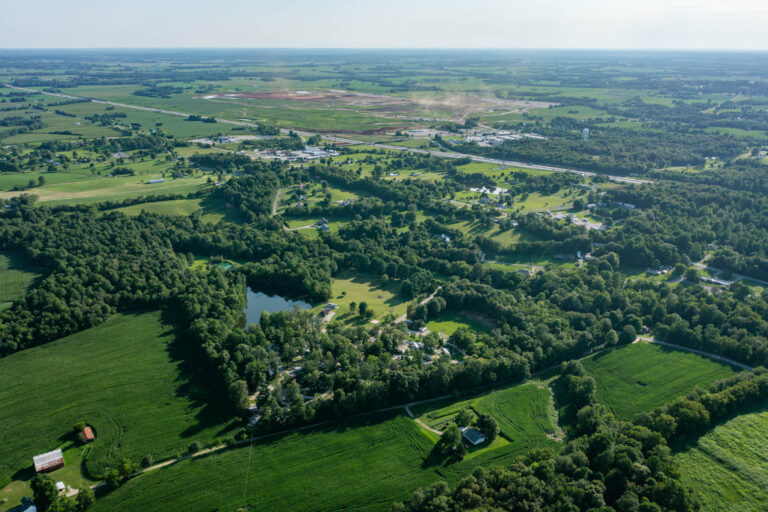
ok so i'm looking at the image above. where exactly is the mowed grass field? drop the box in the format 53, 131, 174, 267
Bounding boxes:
318, 270, 410, 323
676, 409, 768, 511
413, 382, 561, 454
0, 311, 236, 491
425, 310, 491, 336
583, 342, 737, 420
114, 196, 240, 224
91, 413, 439, 512
0, 252, 43, 310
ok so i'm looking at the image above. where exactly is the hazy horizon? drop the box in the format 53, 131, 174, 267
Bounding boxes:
4, 0, 768, 50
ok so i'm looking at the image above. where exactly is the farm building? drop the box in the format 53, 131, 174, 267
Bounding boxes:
55, 481, 66, 493
9, 496, 37, 512
147, 178, 165, 184
460, 427, 487, 446
33, 449, 64, 473
79, 426, 95, 444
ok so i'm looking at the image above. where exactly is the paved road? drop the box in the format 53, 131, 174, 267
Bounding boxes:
369, 143, 651, 185
3, 84, 650, 185
693, 261, 768, 287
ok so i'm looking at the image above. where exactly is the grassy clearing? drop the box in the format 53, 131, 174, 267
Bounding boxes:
413, 382, 561, 454
114, 196, 239, 224
0, 311, 236, 492
583, 343, 737, 420
319, 270, 410, 324
425, 310, 490, 336
0, 252, 43, 310
676, 409, 768, 511
91, 413, 439, 512
447, 219, 539, 246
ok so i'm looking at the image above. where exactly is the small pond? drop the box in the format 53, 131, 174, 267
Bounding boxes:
242, 287, 311, 328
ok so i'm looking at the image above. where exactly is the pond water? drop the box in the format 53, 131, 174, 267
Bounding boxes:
242, 287, 311, 327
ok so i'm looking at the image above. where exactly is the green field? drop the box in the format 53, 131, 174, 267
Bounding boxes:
92, 413, 439, 512
425, 310, 491, 336
413, 382, 562, 453
0, 311, 236, 497
114, 196, 239, 224
90, 380, 562, 512
318, 270, 410, 323
677, 409, 768, 511
0, 252, 43, 310
583, 343, 737, 420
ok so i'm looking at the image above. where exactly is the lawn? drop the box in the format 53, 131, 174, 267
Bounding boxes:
583, 342, 737, 420
114, 196, 239, 224
320, 271, 410, 323
676, 408, 768, 511
91, 413, 440, 512
446, 219, 539, 246
413, 382, 561, 455
0, 252, 44, 310
425, 310, 491, 336
0, 311, 237, 496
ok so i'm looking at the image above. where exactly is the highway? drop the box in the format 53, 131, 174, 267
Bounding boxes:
3, 84, 650, 184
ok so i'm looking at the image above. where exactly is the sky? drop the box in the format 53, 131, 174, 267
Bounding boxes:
2, 0, 768, 50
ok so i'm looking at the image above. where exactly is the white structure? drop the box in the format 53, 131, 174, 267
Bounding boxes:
33, 449, 64, 473
147, 178, 165, 184
582, 128, 589, 141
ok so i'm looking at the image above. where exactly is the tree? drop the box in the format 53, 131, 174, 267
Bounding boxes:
228, 379, 250, 411
358, 301, 368, 316
619, 324, 636, 344
455, 408, 473, 427
75, 487, 95, 511
141, 453, 154, 467
432, 424, 466, 461
31, 474, 58, 512
475, 413, 499, 442
106, 469, 122, 490
684, 267, 699, 282
349, 301, 357, 314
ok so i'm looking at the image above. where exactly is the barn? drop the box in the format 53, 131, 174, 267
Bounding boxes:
79, 426, 95, 444
33, 449, 64, 473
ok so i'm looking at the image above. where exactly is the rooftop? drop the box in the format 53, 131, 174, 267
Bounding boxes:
460, 427, 487, 446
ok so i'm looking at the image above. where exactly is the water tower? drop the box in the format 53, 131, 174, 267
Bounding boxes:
582, 128, 589, 141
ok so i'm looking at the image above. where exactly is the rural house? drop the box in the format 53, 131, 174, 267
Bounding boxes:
460, 427, 486, 446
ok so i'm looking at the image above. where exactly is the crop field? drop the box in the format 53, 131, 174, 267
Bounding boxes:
91, 413, 440, 512
583, 342, 737, 420
0, 252, 43, 310
0, 311, 236, 492
676, 409, 768, 511
413, 382, 561, 454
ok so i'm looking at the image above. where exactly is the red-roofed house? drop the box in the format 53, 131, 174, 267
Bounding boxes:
79, 426, 95, 444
